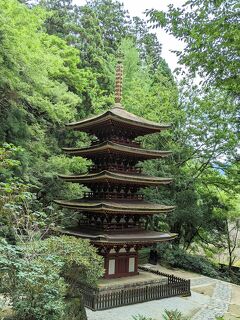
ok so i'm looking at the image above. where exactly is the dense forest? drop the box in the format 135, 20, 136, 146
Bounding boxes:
0, 0, 239, 319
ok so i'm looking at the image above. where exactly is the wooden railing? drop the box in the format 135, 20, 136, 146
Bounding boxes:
83, 192, 144, 200
81, 266, 191, 310
89, 165, 143, 174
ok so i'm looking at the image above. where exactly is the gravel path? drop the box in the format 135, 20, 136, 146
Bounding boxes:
192, 280, 232, 320
191, 277, 216, 287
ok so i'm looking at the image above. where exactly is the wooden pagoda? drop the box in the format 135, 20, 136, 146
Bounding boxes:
55, 60, 177, 279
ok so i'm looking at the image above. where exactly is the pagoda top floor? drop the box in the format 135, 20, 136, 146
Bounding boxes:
66, 103, 171, 140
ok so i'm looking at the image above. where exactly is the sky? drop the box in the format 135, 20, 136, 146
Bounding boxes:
72, 0, 186, 72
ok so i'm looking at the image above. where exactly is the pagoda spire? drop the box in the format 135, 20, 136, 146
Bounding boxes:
114, 54, 123, 104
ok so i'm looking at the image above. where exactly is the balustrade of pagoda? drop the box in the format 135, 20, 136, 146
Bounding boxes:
79, 213, 148, 231
83, 192, 144, 200
84, 184, 143, 200
89, 157, 142, 173
91, 127, 142, 145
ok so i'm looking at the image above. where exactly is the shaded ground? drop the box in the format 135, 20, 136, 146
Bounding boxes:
191, 283, 215, 297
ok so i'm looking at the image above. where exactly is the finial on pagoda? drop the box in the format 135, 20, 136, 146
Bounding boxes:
114, 52, 124, 104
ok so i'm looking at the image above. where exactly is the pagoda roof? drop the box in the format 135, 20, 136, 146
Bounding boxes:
60, 228, 177, 244
66, 104, 170, 135
62, 141, 172, 159
58, 171, 172, 186
54, 199, 175, 214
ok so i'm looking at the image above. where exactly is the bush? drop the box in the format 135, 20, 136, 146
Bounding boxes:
138, 248, 150, 264
132, 312, 224, 320
64, 296, 87, 320
160, 245, 219, 278
132, 310, 190, 320
132, 315, 155, 320
0, 236, 104, 320
162, 309, 190, 320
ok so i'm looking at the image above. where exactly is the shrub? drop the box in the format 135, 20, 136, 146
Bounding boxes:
132, 310, 190, 320
162, 309, 190, 320
132, 315, 155, 320
160, 245, 219, 278
0, 236, 103, 320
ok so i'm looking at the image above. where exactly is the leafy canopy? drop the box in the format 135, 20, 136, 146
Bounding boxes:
147, 0, 240, 96
0, 0, 83, 123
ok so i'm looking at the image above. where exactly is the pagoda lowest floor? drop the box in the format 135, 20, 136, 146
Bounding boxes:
101, 247, 139, 279
61, 228, 177, 279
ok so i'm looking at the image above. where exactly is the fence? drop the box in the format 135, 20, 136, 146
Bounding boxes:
81, 266, 191, 310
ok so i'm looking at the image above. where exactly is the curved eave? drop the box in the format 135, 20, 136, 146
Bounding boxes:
54, 199, 175, 214
62, 141, 172, 159
58, 171, 172, 186
60, 229, 178, 244
66, 105, 170, 134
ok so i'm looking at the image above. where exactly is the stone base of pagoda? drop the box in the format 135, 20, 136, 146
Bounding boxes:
102, 250, 138, 279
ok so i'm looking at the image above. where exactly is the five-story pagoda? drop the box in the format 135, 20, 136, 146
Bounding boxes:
55, 59, 177, 279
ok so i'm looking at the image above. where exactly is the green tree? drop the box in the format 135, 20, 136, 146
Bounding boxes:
214, 192, 240, 270
120, 38, 179, 124
147, 0, 240, 96
0, 0, 96, 206
38, 0, 115, 114
0, 0, 82, 124
143, 1, 239, 252
87, 0, 131, 54
131, 16, 163, 71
